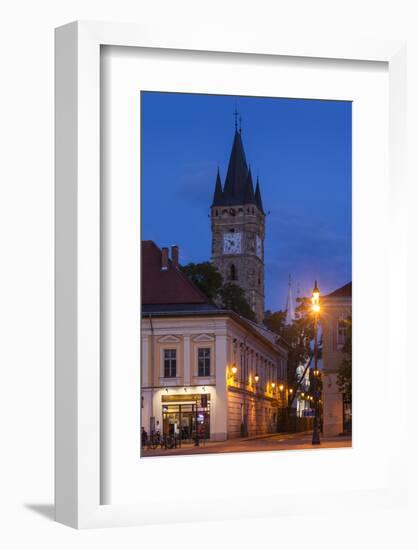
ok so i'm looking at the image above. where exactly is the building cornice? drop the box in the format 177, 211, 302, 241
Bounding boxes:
142, 309, 286, 355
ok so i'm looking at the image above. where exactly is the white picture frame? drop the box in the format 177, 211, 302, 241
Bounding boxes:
55, 21, 408, 529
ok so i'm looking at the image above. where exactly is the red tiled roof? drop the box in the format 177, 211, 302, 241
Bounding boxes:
324, 281, 352, 298
141, 241, 212, 306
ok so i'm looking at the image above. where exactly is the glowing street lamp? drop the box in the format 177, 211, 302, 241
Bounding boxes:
254, 373, 259, 383
311, 280, 321, 445
231, 364, 238, 375
312, 280, 320, 313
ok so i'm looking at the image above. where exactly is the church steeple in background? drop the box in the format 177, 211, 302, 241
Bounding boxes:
285, 275, 296, 325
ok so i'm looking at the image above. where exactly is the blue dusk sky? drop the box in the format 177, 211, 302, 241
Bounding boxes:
141, 91, 352, 312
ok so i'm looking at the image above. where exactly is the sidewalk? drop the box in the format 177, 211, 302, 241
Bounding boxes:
141, 430, 351, 457
142, 431, 308, 454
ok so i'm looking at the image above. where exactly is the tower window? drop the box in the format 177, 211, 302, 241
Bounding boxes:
229, 264, 237, 281
215, 209, 218, 216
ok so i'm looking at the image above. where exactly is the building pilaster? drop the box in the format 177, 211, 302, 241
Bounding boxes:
212, 334, 228, 441
183, 335, 191, 386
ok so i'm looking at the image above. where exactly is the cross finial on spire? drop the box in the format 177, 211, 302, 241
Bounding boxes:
233, 107, 239, 131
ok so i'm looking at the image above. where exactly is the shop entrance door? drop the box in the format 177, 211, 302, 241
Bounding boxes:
162, 395, 211, 441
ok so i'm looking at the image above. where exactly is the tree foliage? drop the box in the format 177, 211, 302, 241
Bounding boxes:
180, 262, 223, 300
262, 310, 286, 335
336, 316, 352, 400
219, 283, 256, 322
180, 262, 255, 321
264, 298, 316, 394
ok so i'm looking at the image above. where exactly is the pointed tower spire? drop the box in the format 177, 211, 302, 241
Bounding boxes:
211, 168, 223, 206
243, 166, 255, 203
255, 176, 265, 214
285, 274, 296, 325
222, 128, 249, 204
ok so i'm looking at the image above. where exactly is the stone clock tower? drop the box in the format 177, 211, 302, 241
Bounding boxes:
210, 126, 265, 323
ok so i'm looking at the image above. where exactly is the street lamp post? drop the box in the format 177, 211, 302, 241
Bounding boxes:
311, 280, 321, 445
254, 374, 259, 436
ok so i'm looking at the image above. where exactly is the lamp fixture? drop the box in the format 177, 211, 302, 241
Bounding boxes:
312, 280, 320, 313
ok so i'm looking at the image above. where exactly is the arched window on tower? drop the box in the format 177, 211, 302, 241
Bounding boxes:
229, 264, 237, 281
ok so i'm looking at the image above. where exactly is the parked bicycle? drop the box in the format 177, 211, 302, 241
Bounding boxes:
146, 432, 177, 450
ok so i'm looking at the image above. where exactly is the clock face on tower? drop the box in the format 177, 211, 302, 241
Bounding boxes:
256, 235, 262, 259
223, 232, 242, 254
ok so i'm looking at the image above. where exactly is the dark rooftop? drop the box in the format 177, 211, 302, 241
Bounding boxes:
323, 282, 352, 299
142, 303, 218, 314
141, 241, 216, 308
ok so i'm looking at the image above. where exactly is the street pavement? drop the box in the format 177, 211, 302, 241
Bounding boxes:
141, 431, 352, 457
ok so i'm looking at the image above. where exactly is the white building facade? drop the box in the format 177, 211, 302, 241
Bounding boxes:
141, 311, 289, 442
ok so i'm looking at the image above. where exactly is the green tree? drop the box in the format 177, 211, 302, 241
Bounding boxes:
180, 262, 223, 301
263, 310, 286, 335
219, 283, 256, 322
181, 262, 256, 321
336, 316, 352, 400
264, 298, 316, 401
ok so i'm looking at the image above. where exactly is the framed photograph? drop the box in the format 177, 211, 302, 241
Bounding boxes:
55, 21, 407, 528
138, 91, 353, 455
